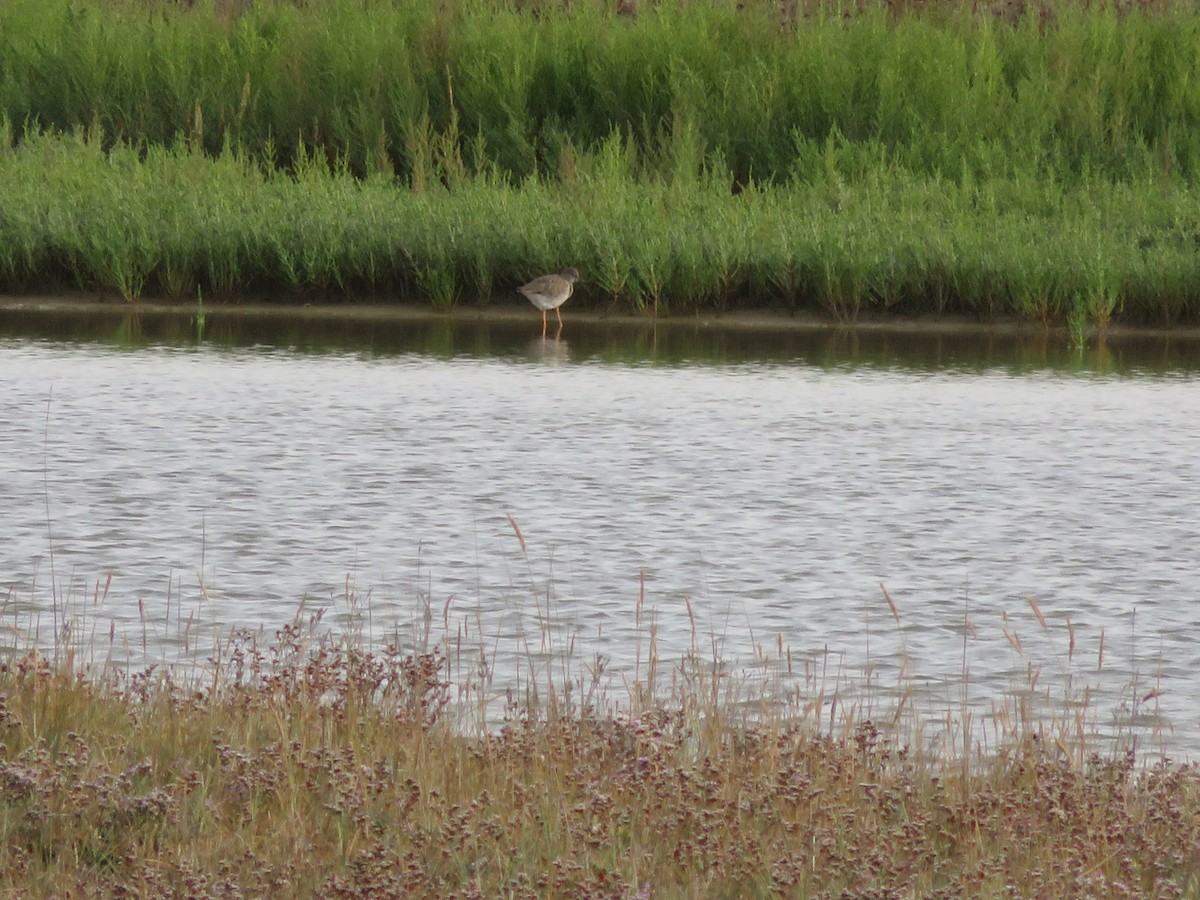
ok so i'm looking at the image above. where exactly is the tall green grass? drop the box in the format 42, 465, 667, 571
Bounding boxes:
2, 0, 1200, 185
2, 123, 1199, 326
3, 1, 1200, 325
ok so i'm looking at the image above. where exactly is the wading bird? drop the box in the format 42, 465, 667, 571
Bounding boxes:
518, 268, 580, 336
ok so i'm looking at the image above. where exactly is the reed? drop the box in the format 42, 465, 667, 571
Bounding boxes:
2, 0, 1200, 185
4, 1, 1200, 327
4, 124, 1200, 326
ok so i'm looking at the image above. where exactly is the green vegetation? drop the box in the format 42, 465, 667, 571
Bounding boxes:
4, 123, 1200, 325
6, 0, 1200, 185
2, 0, 1200, 326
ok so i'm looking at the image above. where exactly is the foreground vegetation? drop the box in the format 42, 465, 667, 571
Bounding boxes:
2, 616, 1199, 897
3, 0, 1200, 328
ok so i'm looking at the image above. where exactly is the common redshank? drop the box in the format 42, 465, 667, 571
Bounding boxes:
518, 268, 580, 335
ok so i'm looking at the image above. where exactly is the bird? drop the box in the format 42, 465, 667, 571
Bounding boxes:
518, 268, 580, 336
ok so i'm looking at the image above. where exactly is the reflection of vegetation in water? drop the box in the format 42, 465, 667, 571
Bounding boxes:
422, 319, 456, 357
1, 1, 1200, 326
193, 286, 206, 344
2, 305, 1198, 376
109, 312, 144, 348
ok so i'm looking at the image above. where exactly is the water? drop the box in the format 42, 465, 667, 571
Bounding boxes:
2, 304, 1200, 756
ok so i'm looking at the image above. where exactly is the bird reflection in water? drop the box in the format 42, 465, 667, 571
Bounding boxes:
526, 334, 570, 363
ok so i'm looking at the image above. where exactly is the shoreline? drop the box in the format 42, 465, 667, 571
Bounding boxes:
9, 294, 1200, 343
2, 621, 1198, 895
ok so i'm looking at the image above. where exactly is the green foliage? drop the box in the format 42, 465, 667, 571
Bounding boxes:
3, 2, 1200, 324
1, 123, 1198, 324
2, 0, 1200, 184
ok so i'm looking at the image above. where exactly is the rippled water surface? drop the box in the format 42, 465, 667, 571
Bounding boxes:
2, 306, 1200, 755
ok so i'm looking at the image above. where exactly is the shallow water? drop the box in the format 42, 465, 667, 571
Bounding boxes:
2, 305, 1199, 756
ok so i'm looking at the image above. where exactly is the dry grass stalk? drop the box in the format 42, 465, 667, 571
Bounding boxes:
2, 544, 1195, 896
